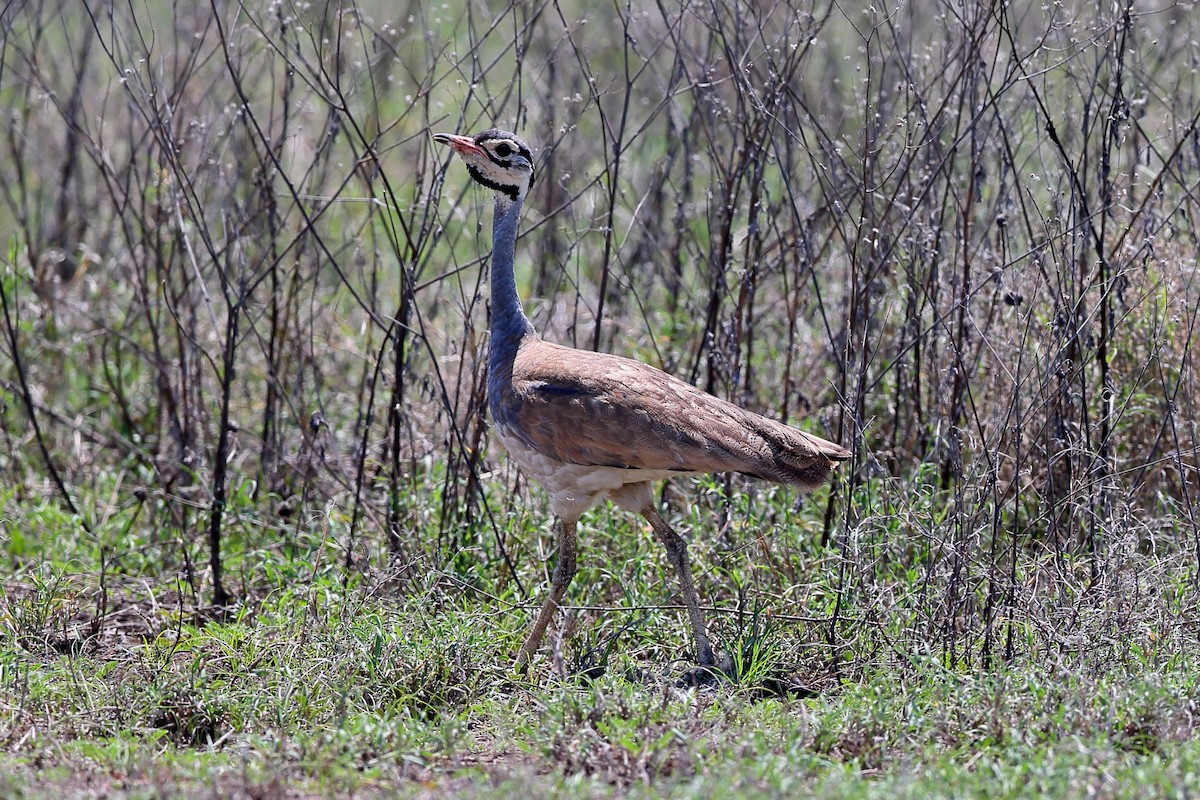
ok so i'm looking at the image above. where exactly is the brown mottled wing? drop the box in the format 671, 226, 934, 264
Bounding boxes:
497, 340, 851, 490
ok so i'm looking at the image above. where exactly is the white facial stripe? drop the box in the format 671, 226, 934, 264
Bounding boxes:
482, 138, 523, 163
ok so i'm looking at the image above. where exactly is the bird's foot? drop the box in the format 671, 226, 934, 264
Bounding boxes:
511, 652, 533, 680
676, 650, 735, 688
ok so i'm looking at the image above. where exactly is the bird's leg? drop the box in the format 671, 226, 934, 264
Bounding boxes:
516, 516, 578, 671
642, 506, 717, 668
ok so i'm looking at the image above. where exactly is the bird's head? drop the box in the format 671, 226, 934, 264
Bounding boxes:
433, 128, 535, 202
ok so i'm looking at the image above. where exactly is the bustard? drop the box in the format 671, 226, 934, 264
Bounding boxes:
433, 128, 851, 673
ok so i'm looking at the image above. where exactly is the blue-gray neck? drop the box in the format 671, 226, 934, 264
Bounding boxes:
487, 194, 535, 410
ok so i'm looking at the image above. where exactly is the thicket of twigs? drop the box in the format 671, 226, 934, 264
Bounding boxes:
2, 0, 1197, 664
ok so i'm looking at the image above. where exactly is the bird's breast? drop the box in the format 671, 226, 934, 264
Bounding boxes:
492, 421, 695, 519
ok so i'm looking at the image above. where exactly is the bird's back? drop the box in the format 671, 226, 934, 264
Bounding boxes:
490, 337, 850, 493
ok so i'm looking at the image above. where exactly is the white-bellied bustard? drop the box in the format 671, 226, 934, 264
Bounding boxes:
433, 128, 851, 674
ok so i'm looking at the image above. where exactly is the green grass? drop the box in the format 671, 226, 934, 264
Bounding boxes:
3, 482, 1198, 798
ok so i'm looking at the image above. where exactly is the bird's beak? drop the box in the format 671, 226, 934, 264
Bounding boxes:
432, 132, 484, 157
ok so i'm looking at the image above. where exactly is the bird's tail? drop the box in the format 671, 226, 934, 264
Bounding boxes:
743, 418, 852, 491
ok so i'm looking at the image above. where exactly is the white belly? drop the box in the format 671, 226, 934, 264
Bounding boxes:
496, 428, 693, 519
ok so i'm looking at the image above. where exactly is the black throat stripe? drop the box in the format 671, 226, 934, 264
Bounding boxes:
468, 164, 519, 199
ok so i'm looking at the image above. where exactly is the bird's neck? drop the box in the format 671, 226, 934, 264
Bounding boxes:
487, 194, 535, 389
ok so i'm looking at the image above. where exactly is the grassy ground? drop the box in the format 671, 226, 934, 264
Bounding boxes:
3, 478, 1198, 799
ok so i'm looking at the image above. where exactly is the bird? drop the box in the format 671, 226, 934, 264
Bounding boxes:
433, 127, 852, 674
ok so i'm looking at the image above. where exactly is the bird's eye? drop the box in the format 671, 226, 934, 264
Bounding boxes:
493, 142, 513, 158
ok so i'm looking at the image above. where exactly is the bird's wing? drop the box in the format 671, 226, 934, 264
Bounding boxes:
494, 340, 850, 489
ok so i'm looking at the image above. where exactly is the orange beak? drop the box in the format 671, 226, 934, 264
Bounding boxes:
432, 132, 484, 157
